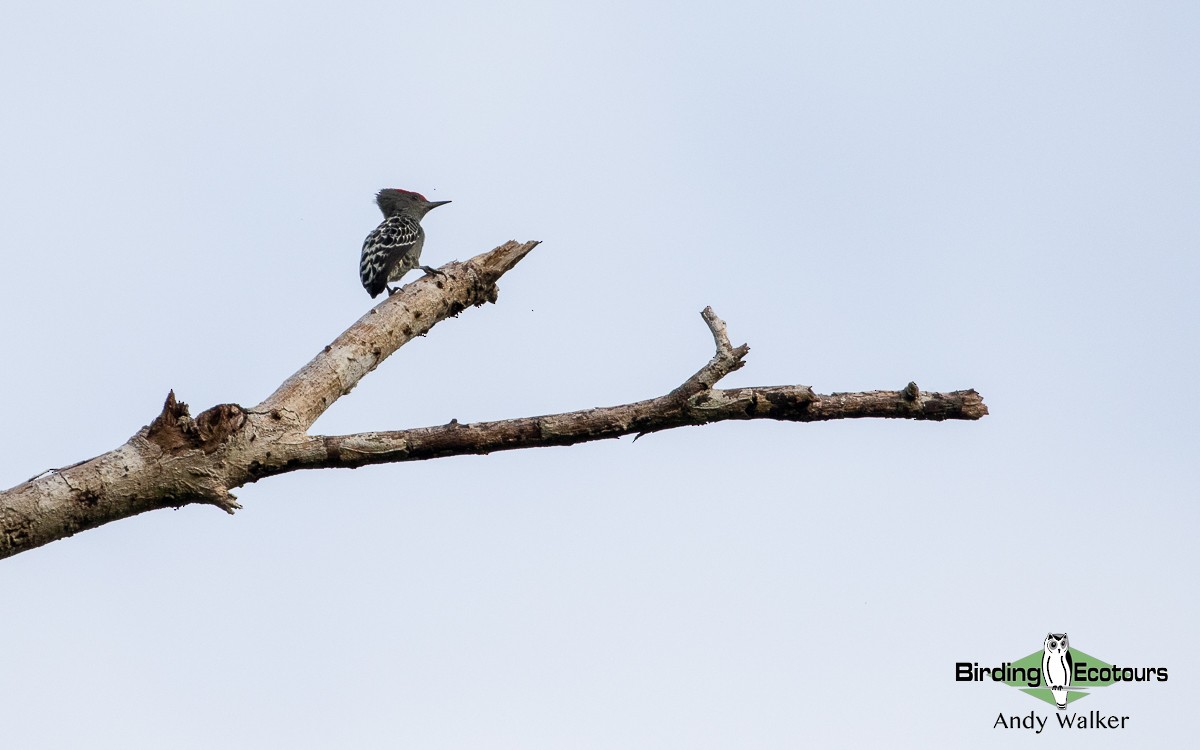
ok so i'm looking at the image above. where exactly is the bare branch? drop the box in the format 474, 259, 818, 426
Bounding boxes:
240, 385, 983, 479
0, 239, 987, 561
666, 306, 750, 402
258, 240, 540, 430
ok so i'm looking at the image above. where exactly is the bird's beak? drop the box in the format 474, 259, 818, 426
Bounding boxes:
426, 200, 452, 209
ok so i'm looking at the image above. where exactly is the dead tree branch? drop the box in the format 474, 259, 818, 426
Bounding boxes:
0, 240, 986, 560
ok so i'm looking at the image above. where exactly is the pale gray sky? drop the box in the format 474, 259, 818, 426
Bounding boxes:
1, 1, 1196, 746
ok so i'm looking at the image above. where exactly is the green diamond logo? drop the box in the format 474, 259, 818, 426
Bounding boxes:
1003, 646, 1116, 706
992, 634, 1123, 708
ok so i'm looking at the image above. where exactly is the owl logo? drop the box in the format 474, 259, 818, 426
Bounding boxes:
1042, 632, 1073, 710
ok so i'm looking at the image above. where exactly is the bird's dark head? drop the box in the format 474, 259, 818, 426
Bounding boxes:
376, 188, 451, 218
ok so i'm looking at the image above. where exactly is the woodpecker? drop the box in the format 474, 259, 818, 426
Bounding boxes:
359, 188, 451, 298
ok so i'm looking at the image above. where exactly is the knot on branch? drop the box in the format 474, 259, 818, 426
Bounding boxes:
466, 263, 497, 308
146, 391, 246, 455
462, 240, 542, 308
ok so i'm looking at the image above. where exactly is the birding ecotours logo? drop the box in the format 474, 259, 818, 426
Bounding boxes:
955, 632, 1167, 710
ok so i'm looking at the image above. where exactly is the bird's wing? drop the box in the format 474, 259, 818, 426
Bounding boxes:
360, 215, 423, 297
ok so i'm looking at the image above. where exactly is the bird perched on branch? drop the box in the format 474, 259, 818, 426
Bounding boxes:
359, 188, 451, 298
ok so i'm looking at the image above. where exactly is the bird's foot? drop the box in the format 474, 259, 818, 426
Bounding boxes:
420, 265, 447, 277
386, 285, 399, 296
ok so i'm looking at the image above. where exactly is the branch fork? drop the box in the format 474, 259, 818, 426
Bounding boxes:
0, 240, 986, 560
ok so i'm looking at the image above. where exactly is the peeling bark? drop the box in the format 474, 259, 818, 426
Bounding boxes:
0, 240, 987, 560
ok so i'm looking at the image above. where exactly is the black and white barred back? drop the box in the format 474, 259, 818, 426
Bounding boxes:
360, 214, 425, 298
359, 188, 450, 298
